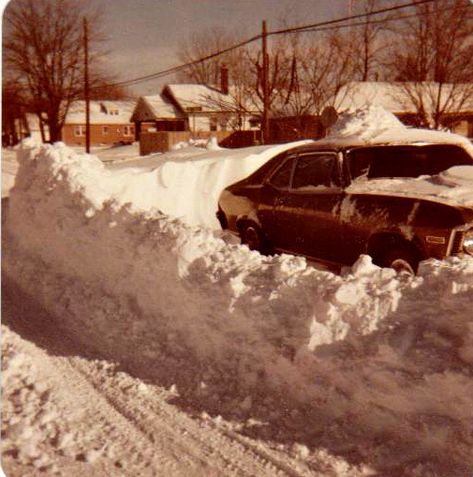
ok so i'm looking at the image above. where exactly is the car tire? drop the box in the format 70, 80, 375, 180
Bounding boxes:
379, 245, 420, 275
240, 224, 266, 253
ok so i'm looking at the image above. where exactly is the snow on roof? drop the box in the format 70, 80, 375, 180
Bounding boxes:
65, 100, 136, 125
165, 84, 240, 113
131, 94, 183, 122
333, 81, 473, 115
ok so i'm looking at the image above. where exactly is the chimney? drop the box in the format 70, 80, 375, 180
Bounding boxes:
220, 65, 229, 95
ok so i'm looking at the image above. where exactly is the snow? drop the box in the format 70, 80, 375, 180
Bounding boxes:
165, 83, 238, 112
131, 94, 183, 121
65, 100, 135, 125
3, 113, 473, 476
347, 165, 473, 207
90, 139, 311, 228
323, 105, 473, 157
2, 148, 19, 197
333, 81, 473, 115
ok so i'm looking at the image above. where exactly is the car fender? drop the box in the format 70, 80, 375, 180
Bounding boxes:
367, 228, 427, 263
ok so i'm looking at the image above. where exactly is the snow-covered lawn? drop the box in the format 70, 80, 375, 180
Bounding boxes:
3, 109, 473, 476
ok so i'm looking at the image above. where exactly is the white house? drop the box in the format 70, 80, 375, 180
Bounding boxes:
131, 83, 259, 136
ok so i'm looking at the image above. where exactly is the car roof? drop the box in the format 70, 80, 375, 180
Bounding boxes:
296, 127, 473, 153
284, 141, 472, 157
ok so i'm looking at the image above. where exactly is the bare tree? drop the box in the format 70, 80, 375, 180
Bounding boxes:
387, 0, 473, 128
294, 29, 357, 116
175, 27, 259, 130
2, 78, 25, 146
3, 0, 110, 142
351, 0, 393, 81
176, 27, 245, 85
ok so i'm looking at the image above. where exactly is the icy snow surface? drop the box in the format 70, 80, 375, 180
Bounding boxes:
3, 123, 473, 476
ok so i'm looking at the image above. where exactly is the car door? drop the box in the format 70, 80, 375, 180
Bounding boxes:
286, 151, 345, 263
257, 154, 298, 250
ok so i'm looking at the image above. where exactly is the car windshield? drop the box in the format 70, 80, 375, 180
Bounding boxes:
348, 144, 473, 180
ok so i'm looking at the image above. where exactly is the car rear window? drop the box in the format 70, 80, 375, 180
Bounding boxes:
348, 145, 473, 180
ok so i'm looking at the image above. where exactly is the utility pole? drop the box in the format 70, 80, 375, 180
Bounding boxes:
83, 17, 90, 153
262, 20, 270, 144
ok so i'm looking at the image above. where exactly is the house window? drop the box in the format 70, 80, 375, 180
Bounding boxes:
74, 125, 86, 136
123, 125, 134, 136
209, 117, 218, 131
102, 126, 109, 135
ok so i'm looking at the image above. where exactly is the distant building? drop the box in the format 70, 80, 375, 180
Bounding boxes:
131, 93, 186, 136
62, 100, 136, 146
131, 82, 259, 138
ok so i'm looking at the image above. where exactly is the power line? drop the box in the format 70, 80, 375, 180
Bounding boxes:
268, 0, 436, 37
96, 0, 439, 90
291, 4, 462, 36
92, 34, 261, 90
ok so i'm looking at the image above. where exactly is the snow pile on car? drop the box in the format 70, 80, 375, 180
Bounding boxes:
3, 139, 473, 475
347, 165, 473, 207
329, 105, 473, 155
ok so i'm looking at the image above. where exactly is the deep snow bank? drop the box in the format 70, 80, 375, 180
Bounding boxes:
4, 139, 473, 475
71, 139, 310, 229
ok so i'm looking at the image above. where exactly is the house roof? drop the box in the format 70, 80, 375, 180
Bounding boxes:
65, 100, 136, 125
132, 83, 259, 122
333, 81, 473, 115
130, 94, 183, 122
164, 84, 236, 113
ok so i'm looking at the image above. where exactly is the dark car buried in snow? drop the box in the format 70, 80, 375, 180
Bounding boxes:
217, 138, 473, 274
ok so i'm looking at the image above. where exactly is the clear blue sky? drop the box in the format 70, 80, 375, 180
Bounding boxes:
93, 0, 349, 96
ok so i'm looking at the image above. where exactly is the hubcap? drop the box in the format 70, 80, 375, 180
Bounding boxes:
390, 258, 414, 275
244, 227, 260, 250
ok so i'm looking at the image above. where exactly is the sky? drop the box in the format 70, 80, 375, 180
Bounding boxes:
92, 0, 349, 96
2, 0, 349, 97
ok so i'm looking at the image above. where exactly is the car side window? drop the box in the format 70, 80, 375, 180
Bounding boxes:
347, 149, 371, 180
268, 156, 295, 189
292, 153, 337, 189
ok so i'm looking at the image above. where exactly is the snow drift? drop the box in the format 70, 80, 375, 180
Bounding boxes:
3, 117, 473, 475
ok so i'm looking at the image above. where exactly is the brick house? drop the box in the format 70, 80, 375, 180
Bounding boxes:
62, 100, 136, 146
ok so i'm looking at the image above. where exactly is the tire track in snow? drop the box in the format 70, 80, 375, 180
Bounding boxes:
2, 279, 309, 476
68, 356, 313, 477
